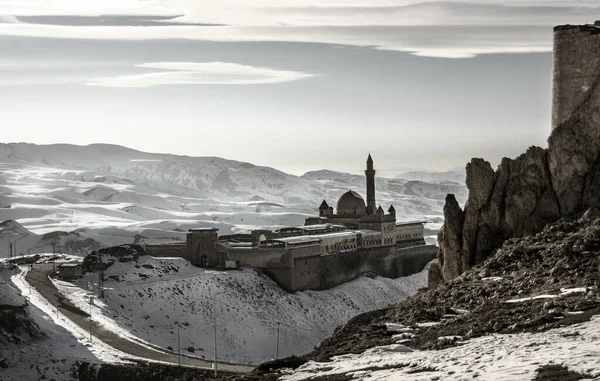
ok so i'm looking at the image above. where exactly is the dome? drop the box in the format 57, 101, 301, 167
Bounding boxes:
336, 190, 366, 216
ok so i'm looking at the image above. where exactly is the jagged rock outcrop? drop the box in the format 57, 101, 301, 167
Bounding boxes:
433, 23, 600, 284
437, 145, 565, 283
437, 194, 464, 280
436, 57, 600, 283
427, 260, 443, 289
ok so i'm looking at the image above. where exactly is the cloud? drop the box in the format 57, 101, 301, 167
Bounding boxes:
12, 15, 224, 27
85, 61, 316, 87
0, 1, 598, 58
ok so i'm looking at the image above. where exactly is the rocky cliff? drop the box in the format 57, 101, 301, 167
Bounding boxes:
437, 59, 600, 282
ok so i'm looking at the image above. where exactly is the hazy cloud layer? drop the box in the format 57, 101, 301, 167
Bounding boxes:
86, 62, 315, 87
0, 0, 597, 58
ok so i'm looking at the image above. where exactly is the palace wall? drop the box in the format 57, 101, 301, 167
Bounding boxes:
146, 235, 434, 292
395, 223, 424, 241
145, 242, 187, 258
218, 244, 325, 269
264, 244, 437, 292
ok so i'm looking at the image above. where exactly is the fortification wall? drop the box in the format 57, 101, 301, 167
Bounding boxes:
218, 244, 325, 269
145, 243, 187, 258
148, 238, 435, 292
397, 238, 426, 248
552, 25, 600, 128
267, 244, 437, 292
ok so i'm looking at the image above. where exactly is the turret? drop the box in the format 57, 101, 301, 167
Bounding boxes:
376, 205, 384, 217
552, 24, 600, 129
318, 200, 330, 217
365, 154, 376, 215
388, 205, 396, 218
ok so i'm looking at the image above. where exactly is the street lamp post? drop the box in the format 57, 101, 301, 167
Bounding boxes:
89, 296, 93, 343
276, 322, 280, 360
213, 307, 218, 377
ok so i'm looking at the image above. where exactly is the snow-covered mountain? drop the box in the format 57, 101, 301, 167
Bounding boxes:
395, 167, 465, 184
0, 143, 467, 256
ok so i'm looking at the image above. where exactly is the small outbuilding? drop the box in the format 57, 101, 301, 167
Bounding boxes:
56, 263, 83, 279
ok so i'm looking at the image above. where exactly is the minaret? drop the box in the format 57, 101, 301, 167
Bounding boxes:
365, 154, 376, 215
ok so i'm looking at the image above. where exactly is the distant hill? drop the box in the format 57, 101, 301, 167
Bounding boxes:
0, 142, 467, 256
395, 167, 465, 184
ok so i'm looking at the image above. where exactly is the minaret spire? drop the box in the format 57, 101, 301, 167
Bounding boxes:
365, 153, 376, 215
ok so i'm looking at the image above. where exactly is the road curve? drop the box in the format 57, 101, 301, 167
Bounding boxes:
25, 264, 253, 373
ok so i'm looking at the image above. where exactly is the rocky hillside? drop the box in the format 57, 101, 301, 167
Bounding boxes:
0, 220, 105, 256
0, 267, 46, 372
70, 212, 600, 380
437, 50, 600, 281
303, 213, 600, 359
0, 272, 44, 347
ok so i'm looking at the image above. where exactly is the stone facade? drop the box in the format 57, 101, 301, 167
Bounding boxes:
145, 242, 187, 258
186, 228, 219, 267
56, 263, 83, 279
146, 228, 218, 267
219, 240, 436, 292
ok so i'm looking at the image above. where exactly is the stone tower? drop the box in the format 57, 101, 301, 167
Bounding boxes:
552, 24, 600, 129
365, 154, 376, 215
186, 228, 219, 267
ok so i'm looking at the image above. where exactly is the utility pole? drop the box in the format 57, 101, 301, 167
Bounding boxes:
52, 243, 56, 272
276, 322, 280, 360
214, 307, 218, 378
177, 324, 181, 367
89, 297, 93, 343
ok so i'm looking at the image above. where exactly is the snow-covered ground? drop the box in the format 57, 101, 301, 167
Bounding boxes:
0, 143, 466, 256
281, 315, 600, 380
53, 255, 431, 364
0, 265, 132, 381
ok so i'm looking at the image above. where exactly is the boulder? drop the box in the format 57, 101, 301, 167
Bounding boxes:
427, 260, 443, 289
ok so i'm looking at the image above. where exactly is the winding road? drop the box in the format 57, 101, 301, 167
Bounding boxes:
25, 264, 253, 373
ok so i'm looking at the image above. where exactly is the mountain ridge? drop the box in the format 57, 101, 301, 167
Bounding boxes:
0, 142, 466, 256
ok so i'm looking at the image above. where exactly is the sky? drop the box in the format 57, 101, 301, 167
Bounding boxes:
0, 1, 598, 175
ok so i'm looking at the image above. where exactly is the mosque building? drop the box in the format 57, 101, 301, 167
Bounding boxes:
146, 154, 434, 291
